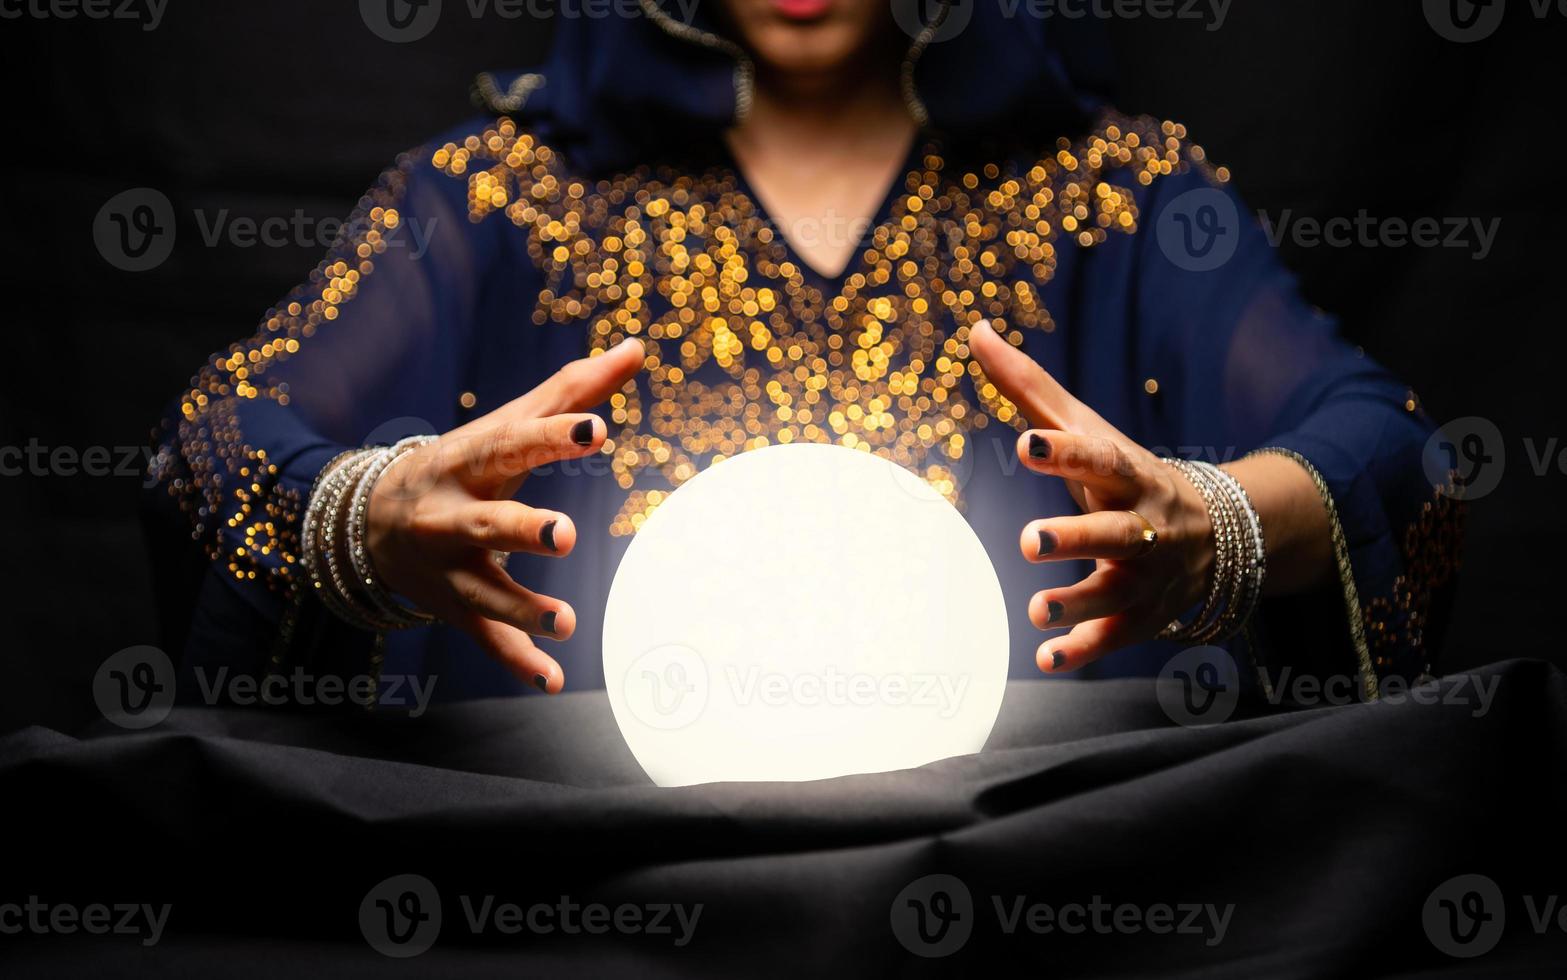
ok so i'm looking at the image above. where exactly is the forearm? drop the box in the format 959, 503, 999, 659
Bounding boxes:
1224, 453, 1331, 596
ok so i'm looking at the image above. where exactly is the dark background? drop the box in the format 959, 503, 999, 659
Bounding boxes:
1, 1, 1561, 733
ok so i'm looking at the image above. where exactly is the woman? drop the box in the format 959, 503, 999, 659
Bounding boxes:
147, 0, 1460, 703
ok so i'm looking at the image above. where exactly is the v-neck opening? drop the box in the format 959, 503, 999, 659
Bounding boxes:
721, 133, 926, 289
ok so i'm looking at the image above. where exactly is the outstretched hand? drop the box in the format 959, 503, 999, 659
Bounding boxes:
366, 338, 646, 693
968, 321, 1215, 672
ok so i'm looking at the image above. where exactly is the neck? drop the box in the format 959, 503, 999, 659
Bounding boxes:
730, 59, 913, 161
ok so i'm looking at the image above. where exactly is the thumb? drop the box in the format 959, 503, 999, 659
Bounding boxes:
969, 320, 1109, 435
511, 336, 647, 419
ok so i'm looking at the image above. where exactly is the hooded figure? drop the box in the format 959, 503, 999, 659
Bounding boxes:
147, 2, 1459, 703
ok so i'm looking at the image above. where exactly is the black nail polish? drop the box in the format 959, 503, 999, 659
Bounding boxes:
540, 519, 558, 553
1047, 601, 1064, 625
1051, 651, 1066, 671
1028, 433, 1051, 460
1038, 529, 1058, 557
540, 611, 558, 635
571, 419, 595, 446
533, 673, 549, 693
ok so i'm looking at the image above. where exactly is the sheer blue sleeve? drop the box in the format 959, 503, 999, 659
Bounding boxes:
1097, 127, 1462, 689
146, 147, 496, 682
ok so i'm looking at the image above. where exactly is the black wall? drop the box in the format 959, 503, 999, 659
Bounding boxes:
2, 1, 1561, 732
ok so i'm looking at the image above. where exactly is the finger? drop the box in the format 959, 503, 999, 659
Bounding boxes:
1036, 613, 1158, 673
969, 320, 1108, 434
1016, 430, 1143, 501
1028, 566, 1140, 631
453, 612, 564, 694
447, 565, 576, 641
455, 412, 607, 489
1023, 509, 1157, 563
433, 500, 577, 557
512, 336, 646, 418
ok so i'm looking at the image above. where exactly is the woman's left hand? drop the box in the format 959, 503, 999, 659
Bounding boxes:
969, 320, 1217, 673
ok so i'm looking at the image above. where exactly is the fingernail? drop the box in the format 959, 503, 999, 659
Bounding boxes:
1037, 529, 1058, 557
1047, 600, 1064, 625
1051, 651, 1066, 671
540, 611, 558, 635
533, 673, 549, 693
540, 519, 558, 553
1028, 433, 1051, 460
571, 420, 595, 446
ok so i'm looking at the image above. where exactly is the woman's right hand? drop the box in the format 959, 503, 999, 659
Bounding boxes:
365, 338, 645, 693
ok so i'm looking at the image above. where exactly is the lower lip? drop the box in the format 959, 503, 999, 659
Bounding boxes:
770, 0, 831, 20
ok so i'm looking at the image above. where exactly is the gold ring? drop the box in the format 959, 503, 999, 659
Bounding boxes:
1127, 510, 1158, 557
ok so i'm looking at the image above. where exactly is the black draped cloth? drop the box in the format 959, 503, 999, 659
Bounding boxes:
2, 660, 1563, 976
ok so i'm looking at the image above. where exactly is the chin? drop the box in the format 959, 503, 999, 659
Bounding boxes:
750, 22, 868, 76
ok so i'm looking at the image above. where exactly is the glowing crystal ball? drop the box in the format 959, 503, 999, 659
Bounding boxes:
603, 443, 1009, 787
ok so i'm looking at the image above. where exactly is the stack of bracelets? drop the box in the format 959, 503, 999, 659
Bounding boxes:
1158, 458, 1267, 643
300, 435, 439, 632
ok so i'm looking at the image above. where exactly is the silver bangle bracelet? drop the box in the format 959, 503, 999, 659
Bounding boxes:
346, 436, 438, 628
1159, 458, 1267, 643
302, 437, 438, 632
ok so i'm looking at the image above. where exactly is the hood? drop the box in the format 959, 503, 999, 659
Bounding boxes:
475, 0, 1116, 173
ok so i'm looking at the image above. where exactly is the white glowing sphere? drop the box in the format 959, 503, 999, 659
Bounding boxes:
603, 443, 1009, 787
